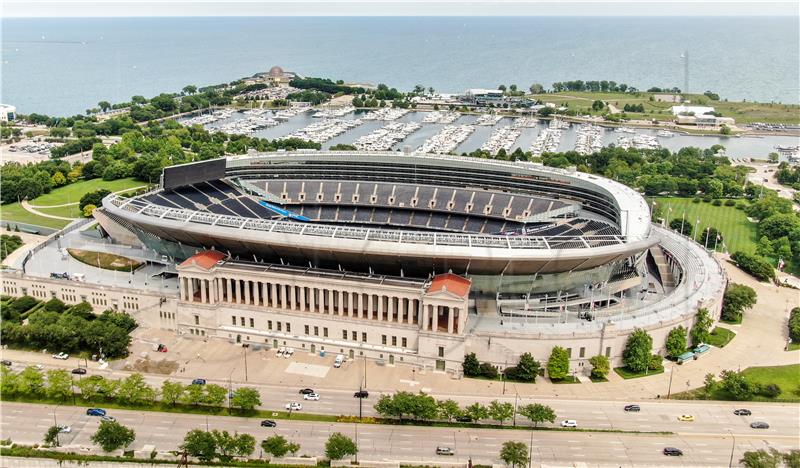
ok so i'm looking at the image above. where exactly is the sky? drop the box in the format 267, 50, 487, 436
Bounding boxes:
3, 0, 798, 17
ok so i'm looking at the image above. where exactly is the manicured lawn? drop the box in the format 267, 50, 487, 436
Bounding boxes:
0, 202, 71, 230
739, 364, 800, 402
28, 177, 145, 207
67, 248, 143, 271
653, 197, 758, 254
529, 91, 800, 124
614, 366, 665, 379
706, 327, 736, 348
787, 342, 800, 351
673, 364, 800, 402
36, 205, 82, 219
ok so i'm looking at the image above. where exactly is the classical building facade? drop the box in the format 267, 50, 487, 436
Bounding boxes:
176, 251, 471, 371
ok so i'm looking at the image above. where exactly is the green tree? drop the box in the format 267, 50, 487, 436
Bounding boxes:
547, 346, 570, 380
83, 204, 97, 217
623, 328, 653, 373
160, 380, 185, 406
203, 384, 227, 406
183, 85, 198, 95
90, 420, 136, 452
529, 83, 544, 94
478, 361, 499, 379
721, 283, 757, 322
665, 326, 688, 357
18, 366, 45, 394
488, 400, 515, 426
669, 218, 693, 236
500, 440, 528, 468
730, 252, 775, 281
462, 352, 480, 377
504, 352, 540, 382
789, 308, 800, 344
0, 367, 19, 396
783, 450, 800, 468
720, 369, 753, 400
181, 429, 217, 462
230, 387, 262, 412
703, 372, 717, 396
98, 101, 111, 112
464, 402, 489, 422
44, 425, 61, 447
740, 448, 782, 468
180, 383, 205, 406
588, 355, 610, 380
116, 373, 156, 405
325, 432, 357, 460
436, 399, 462, 421
691, 308, 713, 346
45, 369, 73, 401
261, 435, 295, 458
518, 403, 556, 428
75, 375, 105, 401
211, 430, 255, 462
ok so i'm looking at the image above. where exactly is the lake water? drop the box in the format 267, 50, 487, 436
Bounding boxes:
187, 109, 800, 159
2, 16, 799, 116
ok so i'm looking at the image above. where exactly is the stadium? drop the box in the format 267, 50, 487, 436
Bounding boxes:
96, 151, 726, 372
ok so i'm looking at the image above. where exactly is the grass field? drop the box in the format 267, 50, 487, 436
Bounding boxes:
673, 364, 800, 402
67, 248, 143, 271
529, 91, 800, 124
614, 366, 665, 379
28, 177, 144, 207
36, 205, 82, 219
0, 203, 71, 230
653, 197, 758, 254
706, 327, 736, 348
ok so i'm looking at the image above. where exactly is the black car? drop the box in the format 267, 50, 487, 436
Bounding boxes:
260, 420, 277, 427
733, 409, 752, 416
1, 360, 11, 367
750, 421, 770, 429
455, 415, 473, 423
353, 390, 369, 398
624, 404, 641, 412
71, 368, 87, 375
663, 447, 683, 456
299, 388, 315, 395
191, 378, 207, 385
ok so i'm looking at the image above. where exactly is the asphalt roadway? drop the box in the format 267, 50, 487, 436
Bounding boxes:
4, 359, 800, 442
3, 402, 798, 466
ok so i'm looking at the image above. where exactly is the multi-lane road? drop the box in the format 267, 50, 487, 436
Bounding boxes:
3, 402, 798, 466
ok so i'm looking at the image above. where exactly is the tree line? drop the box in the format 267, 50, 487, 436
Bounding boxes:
1, 297, 136, 359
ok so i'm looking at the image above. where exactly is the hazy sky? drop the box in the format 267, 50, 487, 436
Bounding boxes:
4, 1, 798, 17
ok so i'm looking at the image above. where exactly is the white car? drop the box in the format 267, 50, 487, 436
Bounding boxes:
101, 415, 116, 422
52, 352, 69, 360
303, 393, 320, 401
57, 425, 71, 433
561, 420, 578, 428
284, 347, 294, 358
277, 347, 286, 357
285, 402, 302, 411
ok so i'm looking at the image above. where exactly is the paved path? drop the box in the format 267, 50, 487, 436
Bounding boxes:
20, 200, 77, 220
0, 231, 48, 268
3, 402, 798, 466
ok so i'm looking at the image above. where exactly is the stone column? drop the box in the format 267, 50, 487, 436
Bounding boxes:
226, 278, 232, 303
309, 288, 316, 313
216, 279, 223, 303
367, 295, 373, 320
270, 283, 278, 308
187, 277, 195, 303
179, 277, 187, 301
421, 303, 429, 331
279, 283, 287, 308
447, 307, 454, 334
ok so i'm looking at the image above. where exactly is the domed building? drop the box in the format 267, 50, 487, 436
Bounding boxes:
246, 65, 296, 87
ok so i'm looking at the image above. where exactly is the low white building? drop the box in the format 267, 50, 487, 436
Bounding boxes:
0, 104, 16, 123
670, 105, 715, 116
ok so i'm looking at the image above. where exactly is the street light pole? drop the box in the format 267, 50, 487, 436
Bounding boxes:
728, 430, 736, 468
667, 362, 675, 399
52, 408, 60, 447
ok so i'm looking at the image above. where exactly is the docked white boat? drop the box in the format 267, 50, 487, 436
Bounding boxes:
353, 121, 421, 151
481, 125, 522, 154
419, 124, 476, 154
